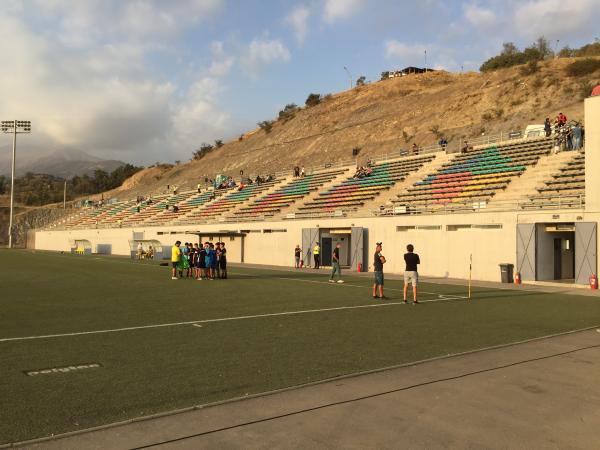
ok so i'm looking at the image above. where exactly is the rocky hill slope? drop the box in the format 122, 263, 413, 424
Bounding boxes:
100, 57, 598, 199
0, 148, 125, 179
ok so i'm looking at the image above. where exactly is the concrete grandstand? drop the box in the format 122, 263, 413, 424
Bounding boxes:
34, 94, 599, 286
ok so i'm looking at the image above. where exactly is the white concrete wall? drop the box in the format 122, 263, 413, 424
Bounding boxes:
35, 209, 597, 283
585, 95, 600, 211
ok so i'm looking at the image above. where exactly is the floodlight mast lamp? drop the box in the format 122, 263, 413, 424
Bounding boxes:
1, 120, 31, 248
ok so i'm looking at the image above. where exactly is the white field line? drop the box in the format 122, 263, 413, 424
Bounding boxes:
275, 277, 469, 300
0, 297, 463, 343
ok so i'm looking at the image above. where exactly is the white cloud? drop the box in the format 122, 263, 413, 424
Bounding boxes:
512, 0, 600, 39
385, 40, 428, 61
463, 4, 496, 27
32, 0, 224, 46
323, 0, 364, 23
286, 5, 311, 45
171, 77, 231, 152
241, 38, 291, 77
384, 39, 461, 71
0, 2, 229, 164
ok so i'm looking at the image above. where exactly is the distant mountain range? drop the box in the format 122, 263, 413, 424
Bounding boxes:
0, 147, 126, 179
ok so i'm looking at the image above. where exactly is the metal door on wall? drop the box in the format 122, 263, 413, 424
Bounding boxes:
302, 228, 319, 267
321, 238, 332, 266
575, 222, 597, 284
350, 227, 365, 271
516, 223, 536, 281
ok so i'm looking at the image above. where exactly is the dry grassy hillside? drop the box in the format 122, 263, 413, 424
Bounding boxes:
106, 57, 598, 199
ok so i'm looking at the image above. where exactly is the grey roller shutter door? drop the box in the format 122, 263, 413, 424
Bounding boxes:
516, 223, 536, 281
575, 222, 597, 284
350, 227, 364, 272
302, 228, 319, 266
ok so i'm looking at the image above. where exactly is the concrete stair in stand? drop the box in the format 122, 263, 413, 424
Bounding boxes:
488, 151, 575, 204
355, 152, 453, 214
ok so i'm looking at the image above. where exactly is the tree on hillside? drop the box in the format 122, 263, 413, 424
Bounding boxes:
380, 71, 390, 80
502, 42, 519, 56
193, 143, 214, 160
558, 46, 575, 58
305, 93, 321, 107
108, 164, 142, 188
356, 76, 366, 86
214, 139, 224, 148
534, 36, 553, 59
93, 169, 110, 192
480, 36, 552, 72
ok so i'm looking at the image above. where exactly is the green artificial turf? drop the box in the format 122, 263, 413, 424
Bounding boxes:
1, 249, 599, 444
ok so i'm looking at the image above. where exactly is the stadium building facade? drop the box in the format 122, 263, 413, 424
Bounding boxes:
34, 95, 600, 285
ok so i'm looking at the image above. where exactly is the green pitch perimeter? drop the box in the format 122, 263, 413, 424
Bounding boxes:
1, 250, 600, 444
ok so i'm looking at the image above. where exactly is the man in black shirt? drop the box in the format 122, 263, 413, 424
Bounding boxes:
403, 244, 420, 304
329, 243, 344, 283
219, 242, 227, 279
372, 242, 386, 299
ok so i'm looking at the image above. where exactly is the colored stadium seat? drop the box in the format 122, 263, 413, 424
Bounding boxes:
393, 138, 552, 210
232, 168, 348, 220
294, 154, 435, 216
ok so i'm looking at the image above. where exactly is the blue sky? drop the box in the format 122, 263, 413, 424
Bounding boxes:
1, 0, 599, 164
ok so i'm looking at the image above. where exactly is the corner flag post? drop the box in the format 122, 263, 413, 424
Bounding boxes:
468, 254, 472, 300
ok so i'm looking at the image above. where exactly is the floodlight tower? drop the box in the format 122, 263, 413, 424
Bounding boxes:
343, 66, 353, 90
1, 120, 31, 248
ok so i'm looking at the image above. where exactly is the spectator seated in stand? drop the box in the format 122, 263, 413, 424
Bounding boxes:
354, 166, 367, 179
438, 137, 448, 149
461, 141, 473, 154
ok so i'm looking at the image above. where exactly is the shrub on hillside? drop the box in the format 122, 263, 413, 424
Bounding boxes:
532, 77, 544, 89
214, 139, 224, 148
579, 81, 595, 99
565, 58, 600, 77
258, 120, 273, 133
305, 93, 321, 107
278, 103, 298, 121
429, 125, 443, 139
557, 41, 600, 58
519, 60, 540, 76
574, 41, 600, 57
402, 130, 413, 143
481, 112, 493, 122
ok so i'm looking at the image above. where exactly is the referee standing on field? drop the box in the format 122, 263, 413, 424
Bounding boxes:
313, 242, 321, 269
